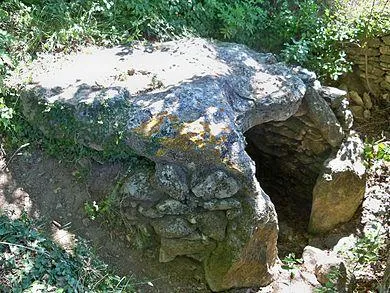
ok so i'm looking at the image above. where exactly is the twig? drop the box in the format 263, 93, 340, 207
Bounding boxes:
0, 143, 6, 157
1, 142, 30, 170
0, 241, 50, 257
364, 0, 378, 96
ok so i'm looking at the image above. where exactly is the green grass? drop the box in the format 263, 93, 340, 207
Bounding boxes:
0, 213, 135, 292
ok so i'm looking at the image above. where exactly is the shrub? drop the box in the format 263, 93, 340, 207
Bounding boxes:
280, 0, 390, 82
0, 214, 134, 291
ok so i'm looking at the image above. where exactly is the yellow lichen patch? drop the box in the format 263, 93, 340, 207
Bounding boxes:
142, 116, 163, 134
134, 111, 178, 136
180, 118, 205, 136
135, 111, 235, 167
222, 158, 246, 174
156, 126, 231, 166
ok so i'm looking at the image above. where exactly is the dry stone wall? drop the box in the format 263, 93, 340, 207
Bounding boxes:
347, 35, 390, 97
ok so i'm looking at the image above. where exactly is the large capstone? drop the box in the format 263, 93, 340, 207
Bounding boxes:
8, 38, 363, 291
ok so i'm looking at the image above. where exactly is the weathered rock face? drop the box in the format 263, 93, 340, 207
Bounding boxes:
8, 38, 364, 291
308, 133, 366, 234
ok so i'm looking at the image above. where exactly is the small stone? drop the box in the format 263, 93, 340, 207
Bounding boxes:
155, 199, 189, 215
188, 216, 197, 224
362, 92, 373, 109
380, 62, 390, 70
155, 164, 189, 201
380, 46, 390, 55
56, 202, 63, 209
138, 206, 162, 219
350, 105, 364, 121
383, 35, 390, 45
348, 91, 364, 106
301, 271, 320, 287
152, 217, 194, 238
82, 218, 91, 227
363, 109, 371, 120
197, 211, 227, 241
380, 54, 390, 63
192, 171, 239, 200
367, 38, 382, 48
121, 171, 162, 202
333, 235, 357, 254
203, 198, 241, 211
380, 80, 390, 91
302, 246, 347, 288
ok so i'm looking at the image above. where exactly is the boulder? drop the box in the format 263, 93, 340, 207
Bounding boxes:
309, 133, 366, 233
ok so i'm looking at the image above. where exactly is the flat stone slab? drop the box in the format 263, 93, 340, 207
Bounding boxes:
10, 38, 306, 184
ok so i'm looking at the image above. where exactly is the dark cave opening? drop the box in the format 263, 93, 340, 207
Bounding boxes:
244, 117, 333, 257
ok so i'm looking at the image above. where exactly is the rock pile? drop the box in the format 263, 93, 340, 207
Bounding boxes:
347, 91, 373, 121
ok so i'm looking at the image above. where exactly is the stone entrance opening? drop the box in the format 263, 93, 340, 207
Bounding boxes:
245, 115, 333, 256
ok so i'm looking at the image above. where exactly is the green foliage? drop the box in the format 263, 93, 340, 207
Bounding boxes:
84, 197, 113, 221
280, 0, 390, 82
261, 0, 321, 52
0, 97, 14, 131
351, 229, 384, 265
281, 252, 303, 270
281, 252, 303, 278
215, 0, 266, 46
0, 214, 134, 292
364, 139, 390, 165
314, 268, 340, 293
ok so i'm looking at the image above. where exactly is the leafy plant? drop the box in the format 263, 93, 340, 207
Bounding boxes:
314, 268, 341, 293
84, 196, 114, 221
278, 0, 390, 82
0, 214, 134, 292
352, 229, 384, 265
281, 252, 303, 278
364, 139, 390, 165
0, 97, 14, 131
